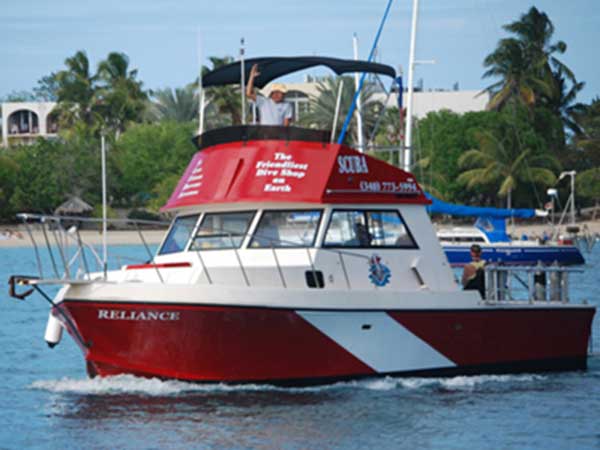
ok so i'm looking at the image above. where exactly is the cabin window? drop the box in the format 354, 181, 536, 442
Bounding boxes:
190, 211, 255, 250
323, 210, 417, 249
158, 215, 199, 255
249, 210, 322, 248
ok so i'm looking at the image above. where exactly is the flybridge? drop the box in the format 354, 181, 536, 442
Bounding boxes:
162, 125, 429, 211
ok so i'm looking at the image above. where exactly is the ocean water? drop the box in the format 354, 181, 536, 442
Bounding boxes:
1, 245, 599, 450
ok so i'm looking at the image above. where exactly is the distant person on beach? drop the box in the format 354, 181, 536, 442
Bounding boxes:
246, 64, 293, 126
462, 244, 486, 298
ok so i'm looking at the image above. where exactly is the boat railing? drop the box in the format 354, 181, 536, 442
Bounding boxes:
484, 263, 585, 304
205, 228, 371, 290
16, 213, 398, 290
15, 213, 169, 282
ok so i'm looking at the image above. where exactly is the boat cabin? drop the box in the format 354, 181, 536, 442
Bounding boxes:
119, 125, 457, 293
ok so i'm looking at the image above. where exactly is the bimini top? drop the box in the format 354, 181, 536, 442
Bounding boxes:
203, 56, 396, 88
162, 125, 428, 211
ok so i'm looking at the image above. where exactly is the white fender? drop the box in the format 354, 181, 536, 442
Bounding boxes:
44, 312, 63, 348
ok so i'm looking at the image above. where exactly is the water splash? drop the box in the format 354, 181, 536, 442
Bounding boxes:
29, 373, 546, 396
355, 374, 546, 391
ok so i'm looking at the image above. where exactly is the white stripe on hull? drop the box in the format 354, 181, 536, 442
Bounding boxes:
297, 311, 455, 373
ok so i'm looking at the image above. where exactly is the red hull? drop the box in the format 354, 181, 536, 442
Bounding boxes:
57, 300, 595, 384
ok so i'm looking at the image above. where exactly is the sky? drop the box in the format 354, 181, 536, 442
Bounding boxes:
1, 0, 599, 102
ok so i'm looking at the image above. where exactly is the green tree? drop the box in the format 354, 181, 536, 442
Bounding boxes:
411, 110, 505, 202
54, 51, 99, 129
147, 174, 182, 212
572, 98, 600, 166
458, 118, 559, 209
9, 140, 71, 213
483, 37, 549, 110
34, 73, 60, 101
53, 50, 147, 137
0, 90, 36, 102
97, 52, 148, 136
202, 56, 243, 126
483, 7, 573, 112
149, 85, 198, 122
300, 76, 382, 146
0, 155, 20, 219
544, 67, 586, 136
576, 168, 600, 206
111, 121, 197, 206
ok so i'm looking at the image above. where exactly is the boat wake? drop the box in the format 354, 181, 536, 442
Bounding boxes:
355, 374, 545, 391
29, 373, 546, 396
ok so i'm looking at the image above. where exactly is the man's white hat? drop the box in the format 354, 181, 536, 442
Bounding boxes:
268, 83, 288, 95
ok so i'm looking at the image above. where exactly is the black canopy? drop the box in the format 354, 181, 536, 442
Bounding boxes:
202, 56, 396, 88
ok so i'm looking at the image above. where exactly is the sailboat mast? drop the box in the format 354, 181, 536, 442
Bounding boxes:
403, 0, 419, 172
353, 33, 365, 153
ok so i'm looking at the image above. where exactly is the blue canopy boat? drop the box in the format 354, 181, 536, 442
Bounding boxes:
426, 194, 585, 266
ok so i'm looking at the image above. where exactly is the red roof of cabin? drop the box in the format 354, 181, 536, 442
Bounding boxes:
162, 126, 429, 211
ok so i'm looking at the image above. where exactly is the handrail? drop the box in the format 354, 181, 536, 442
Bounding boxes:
484, 263, 583, 304
19, 214, 402, 292
16, 213, 169, 227
190, 225, 373, 289
16, 213, 168, 283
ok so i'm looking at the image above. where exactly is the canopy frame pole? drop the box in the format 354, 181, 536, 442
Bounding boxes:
197, 30, 205, 135
331, 80, 345, 143
240, 37, 246, 125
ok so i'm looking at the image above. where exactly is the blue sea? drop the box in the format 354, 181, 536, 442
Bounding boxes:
1, 244, 599, 450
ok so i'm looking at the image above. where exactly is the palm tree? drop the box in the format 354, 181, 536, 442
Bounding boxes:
458, 129, 558, 209
483, 7, 573, 111
573, 99, 600, 166
54, 51, 99, 128
545, 67, 586, 136
503, 7, 573, 81
97, 52, 148, 135
202, 56, 243, 126
149, 85, 198, 122
483, 38, 550, 110
300, 76, 382, 145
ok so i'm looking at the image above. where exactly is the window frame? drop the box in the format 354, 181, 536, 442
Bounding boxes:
248, 208, 324, 249
189, 210, 257, 251
322, 208, 419, 250
157, 214, 201, 255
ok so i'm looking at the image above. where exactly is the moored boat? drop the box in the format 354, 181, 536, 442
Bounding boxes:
427, 195, 586, 267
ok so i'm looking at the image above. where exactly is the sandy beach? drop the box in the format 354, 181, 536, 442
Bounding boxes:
0, 228, 167, 248
0, 219, 598, 249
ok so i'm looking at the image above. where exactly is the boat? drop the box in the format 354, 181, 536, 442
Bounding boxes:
428, 195, 586, 267
7, 56, 596, 385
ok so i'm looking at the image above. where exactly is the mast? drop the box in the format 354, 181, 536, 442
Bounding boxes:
559, 170, 577, 225
353, 33, 364, 152
337, 0, 394, 145
403, 0, 419, 172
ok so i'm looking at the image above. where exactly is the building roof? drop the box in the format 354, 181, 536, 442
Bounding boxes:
54, 196, 93, 215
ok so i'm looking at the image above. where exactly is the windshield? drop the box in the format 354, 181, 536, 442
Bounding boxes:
158, 215, 199, 255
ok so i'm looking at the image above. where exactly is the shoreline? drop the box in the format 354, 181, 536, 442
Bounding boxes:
0, 229, 166, 248
0, 220, 598, 249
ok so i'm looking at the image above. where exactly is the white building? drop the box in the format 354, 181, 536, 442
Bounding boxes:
271, 81, 489, 122
0, 86, 488, 146
1, 102, 58, 147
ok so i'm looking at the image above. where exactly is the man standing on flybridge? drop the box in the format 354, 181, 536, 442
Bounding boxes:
246, 64, 293, 126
